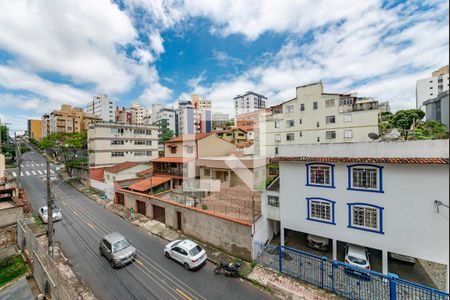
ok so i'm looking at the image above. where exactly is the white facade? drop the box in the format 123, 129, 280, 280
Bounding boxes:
212, 112, 230, 123
257, 82, 381, 157
416, 66, 449, 110
256, 140, 449, 285
86, 94, 115, 122
234, 91, 267, 116
155, 108, 176, 132
130, 102, 150, 124
88, 121, 158, 167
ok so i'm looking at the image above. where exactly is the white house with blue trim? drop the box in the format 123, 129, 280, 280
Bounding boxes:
253, 139, 449, 291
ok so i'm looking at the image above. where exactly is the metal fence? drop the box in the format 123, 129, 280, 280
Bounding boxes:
254, 241, 449, 300
17, 219, 77, 300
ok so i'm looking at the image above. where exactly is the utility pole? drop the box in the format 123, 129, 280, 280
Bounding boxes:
16, 139, 22, 188
45, 155, 54, 258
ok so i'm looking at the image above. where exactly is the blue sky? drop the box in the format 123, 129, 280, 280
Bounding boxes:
0, 0, 448, 132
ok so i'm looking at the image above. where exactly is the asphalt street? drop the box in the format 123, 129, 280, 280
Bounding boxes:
16, 148, 274, 300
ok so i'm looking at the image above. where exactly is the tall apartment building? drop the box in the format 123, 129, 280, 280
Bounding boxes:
130, 102, 149, 124
257, 82, 381, 157
41, 114, 50, 138
88, 121, 158, 167
115, 107, 132, 124
45, 104, 101, 135
416, 65, 449, 110
176, 97, 212, 136
27, 119, 42, 140
86, 94, 115, 122
234, 91, 267, 116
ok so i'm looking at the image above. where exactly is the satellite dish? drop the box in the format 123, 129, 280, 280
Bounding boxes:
368, 133, 379, 140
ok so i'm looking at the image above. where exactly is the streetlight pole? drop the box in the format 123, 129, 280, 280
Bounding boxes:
44, 152, 54, 258
16, 138, 22, 189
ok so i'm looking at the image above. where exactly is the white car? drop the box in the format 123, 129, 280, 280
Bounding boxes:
306, 234, 329, 251
38, 205, 62, 224
344, 244, 371, 271
164, 239, 207, 270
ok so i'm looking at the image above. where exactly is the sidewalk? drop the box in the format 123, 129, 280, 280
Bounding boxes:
65, 174, 342, 299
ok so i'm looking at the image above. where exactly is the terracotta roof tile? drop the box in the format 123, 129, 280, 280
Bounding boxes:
127, 176, 171, 192
105, 161, 147, 174
165, 132, 213, 143
271, 156, 449, 165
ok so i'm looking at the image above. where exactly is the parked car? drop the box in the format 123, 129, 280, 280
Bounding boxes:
99, 232, 136, 268
306, 234, 329, 251
389, 252, 416, 264
38, 205, 62, 224
164, 239, 207, 270
344, 244, 371, 279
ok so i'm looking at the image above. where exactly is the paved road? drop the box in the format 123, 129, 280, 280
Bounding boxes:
16, 149, 274, 300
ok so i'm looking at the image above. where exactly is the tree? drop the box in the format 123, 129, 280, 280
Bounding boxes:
390, 109, 425, 140
38, 132, 87, 176
413, 120, 449, 140
160, 129, 174, 142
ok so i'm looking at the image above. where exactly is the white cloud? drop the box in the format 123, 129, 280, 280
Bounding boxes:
212, 50, 243, 66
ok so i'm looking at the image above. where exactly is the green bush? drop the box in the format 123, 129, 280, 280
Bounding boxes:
202, 204, 208, 210
0, 255, 28, 287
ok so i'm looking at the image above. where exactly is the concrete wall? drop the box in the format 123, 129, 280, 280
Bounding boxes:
104, 164, 150, 185
119, 190, 253, 259
71, 166, 90, 186
279, 161, 449, 265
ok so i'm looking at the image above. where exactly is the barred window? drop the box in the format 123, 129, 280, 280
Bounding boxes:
308, 165, 332, 186
352, 167, 378, 189
111, 152, 124, 157
351, 206, 379, 230
268, 195, 279, 207
326, 131, 336, 139
325, 115, 336, 124
310, 200, 332, 222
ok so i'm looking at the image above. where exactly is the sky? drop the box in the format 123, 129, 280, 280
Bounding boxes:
0, 0, 448, 132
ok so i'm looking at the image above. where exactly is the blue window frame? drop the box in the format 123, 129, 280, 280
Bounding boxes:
347, 203, 384, 234
306, 163, 335, 188
347, 164, 384, 193
306, 197, 336, 225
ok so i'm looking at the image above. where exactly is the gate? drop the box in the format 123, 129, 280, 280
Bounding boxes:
153, 205, 165, 223
254, 242, 449, 300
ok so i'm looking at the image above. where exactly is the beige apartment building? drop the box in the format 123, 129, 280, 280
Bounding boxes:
130, 102, 149, 124
42, 104, 101, 137
258, 82, 381, 157
88, 121, 158, 167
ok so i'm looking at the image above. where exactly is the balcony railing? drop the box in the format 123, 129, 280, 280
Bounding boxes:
154, 169, 183, 176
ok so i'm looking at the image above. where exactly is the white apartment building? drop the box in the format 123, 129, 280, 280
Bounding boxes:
212, 112, 230, 123
257, 82, 381, 157
86, 94, 115, 122
416, 65, 449, 110
254, 140, 449, 287
130, 102, 150, 124
154, 108, 176, 133
88, 121, 158, 167
234, 91, 267, 116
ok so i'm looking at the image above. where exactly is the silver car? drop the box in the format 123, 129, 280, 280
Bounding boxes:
99, 232, 137, 268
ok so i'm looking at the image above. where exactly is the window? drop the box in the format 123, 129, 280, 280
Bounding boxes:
111, 128, 124, 134
170, 146, 177, 154
339, 97, 353, 106
273, 120, 280, 128
204, 169, 210, 176
348, 203, 384, 234
134, 129, 146, 134
286, 105, 294, 113
111, 152, 124, 157
344, 114, 352, 123
185, 145, 194, 154
146, 130, 152, 135
300, 104, 305, 111
325, 99, 335, 107
348, 164, 383, 193
286, 133, 295, 141
146, 151, 152, 156
268, 195, 279, 207
306, 198, 335, 224
275, 147, 279, 155
326, 131, 336, 139
145, 140, 152, 146
325, 116, 336, 124
111, 140, 124, 145
275, 134, 281, 142
286, 120, 295, 128
134, 151, 146, 156
306, 163, 335, 188
313, 102, 318, 109
344, 130, 353, 139
134, 140, 146, 145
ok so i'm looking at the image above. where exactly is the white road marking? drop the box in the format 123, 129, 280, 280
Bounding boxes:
25, 171, 30, 176
32, 171, 36, 175
20, 172, 24, 176
38, 170, 43, 175
12, 172, 17, 177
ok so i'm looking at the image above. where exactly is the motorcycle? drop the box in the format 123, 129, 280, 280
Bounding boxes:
214, 260, 241, 277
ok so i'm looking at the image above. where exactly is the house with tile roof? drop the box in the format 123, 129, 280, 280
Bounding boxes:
254, 139, 449, 286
